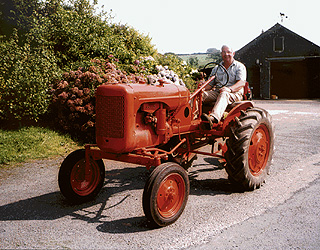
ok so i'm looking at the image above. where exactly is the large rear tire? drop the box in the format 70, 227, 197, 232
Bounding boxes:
225, 108, 274, 190
143, 162, 190, 227
58, 149, 105, 204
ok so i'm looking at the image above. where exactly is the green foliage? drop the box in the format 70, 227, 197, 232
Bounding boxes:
178, 52, 222, 69
207, 51, 222, 63
156, 53, 198, 91
28, 0, 157, 70
188, 57, 199, 67
0, 0, 40, 40
34, 0, 112, 69
0, 126, 80, 165
0, 0, 159, 122
0, 30, 60, 120
178, 53, 212, 68
109, 24, 157, 67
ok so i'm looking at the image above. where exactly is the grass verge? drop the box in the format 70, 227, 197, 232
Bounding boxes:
0, 126, 81, 165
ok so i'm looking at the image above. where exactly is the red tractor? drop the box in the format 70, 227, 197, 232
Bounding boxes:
58, 63, 274, 227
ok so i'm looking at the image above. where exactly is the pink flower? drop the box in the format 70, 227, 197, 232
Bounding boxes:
75, 106, 85, 113
83, 88, 90, 95
87, 121, 94, 127
85, 103, 94, 111
62, 72, 69, 79
77, 90, 83, 97
67, 100, 74, 106
71, 87, 79, 94
134, 59, 140, 65
58, 92, 68, 100
89, 66, 97, 72
74, 98, 83, 105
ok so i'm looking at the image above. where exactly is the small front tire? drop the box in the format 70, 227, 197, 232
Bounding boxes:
143, 162, 190, 227
58, 149, 105, 204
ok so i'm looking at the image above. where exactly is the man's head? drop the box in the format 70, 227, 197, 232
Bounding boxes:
221, 45, 235, 66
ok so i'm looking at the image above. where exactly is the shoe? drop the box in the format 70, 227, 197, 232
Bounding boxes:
201, 113, 217, 130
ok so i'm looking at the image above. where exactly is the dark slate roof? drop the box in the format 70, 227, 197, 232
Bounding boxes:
236, 23, 320, 64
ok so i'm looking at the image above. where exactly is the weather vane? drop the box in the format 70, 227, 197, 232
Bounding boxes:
280, 13, 288, 23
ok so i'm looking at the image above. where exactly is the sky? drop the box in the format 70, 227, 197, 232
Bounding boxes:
97, 0, 320, 54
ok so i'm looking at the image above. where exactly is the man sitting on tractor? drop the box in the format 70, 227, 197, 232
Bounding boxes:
201, 45, 247, 129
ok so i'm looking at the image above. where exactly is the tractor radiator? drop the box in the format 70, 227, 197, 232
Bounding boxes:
96, 95, 125, 138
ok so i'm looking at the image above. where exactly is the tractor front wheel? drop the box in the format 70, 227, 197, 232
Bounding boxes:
143, 162, 190, 227
58, 149, 105, 204
225, 108, 274, 190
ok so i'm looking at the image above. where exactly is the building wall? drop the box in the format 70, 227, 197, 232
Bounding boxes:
235, 23, 320, 99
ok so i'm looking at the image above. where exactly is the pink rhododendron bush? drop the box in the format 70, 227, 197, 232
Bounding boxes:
51, 58, 148, 141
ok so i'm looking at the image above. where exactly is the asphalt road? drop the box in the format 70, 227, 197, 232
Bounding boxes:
0, 100, 319, 249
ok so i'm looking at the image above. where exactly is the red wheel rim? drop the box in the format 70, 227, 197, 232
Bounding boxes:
248, 124, 270, 176
157, 173, 185, 218
70, 159, 101, 196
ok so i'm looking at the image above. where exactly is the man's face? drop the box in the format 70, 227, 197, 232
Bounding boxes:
221, 47, 235, 64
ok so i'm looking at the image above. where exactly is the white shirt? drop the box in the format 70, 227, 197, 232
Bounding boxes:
209, 60, 247, 89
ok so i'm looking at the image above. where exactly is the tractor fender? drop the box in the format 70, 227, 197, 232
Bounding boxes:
222, 101, 254, 131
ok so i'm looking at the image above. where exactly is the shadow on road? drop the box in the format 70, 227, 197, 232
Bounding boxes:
0, 166, 147, 221
96, 216, 151, 233
189, 157, 241, 195
0, 159, 240, 233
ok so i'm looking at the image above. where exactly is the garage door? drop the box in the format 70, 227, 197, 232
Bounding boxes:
270, 60, 308, 99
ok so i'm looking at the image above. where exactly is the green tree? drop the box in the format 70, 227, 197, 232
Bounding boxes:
207, 52, 222, 62
0, 30, 59, 121
188, 57, 199, 67
0, 0, 158, 122
0, 0, 40, 40
206, 48, 219, 54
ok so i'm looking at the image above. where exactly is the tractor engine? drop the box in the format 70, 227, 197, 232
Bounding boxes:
95, 83, 191, 153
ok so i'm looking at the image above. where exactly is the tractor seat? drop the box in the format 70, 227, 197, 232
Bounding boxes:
243, 82, 252, 101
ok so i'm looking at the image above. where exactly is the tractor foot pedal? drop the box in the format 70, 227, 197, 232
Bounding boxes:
201, 114, 217, 130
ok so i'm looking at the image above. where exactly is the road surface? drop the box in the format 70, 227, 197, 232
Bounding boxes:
0, 100, 319, 249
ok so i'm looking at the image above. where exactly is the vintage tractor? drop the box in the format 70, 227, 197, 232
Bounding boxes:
58, 63, 274, 227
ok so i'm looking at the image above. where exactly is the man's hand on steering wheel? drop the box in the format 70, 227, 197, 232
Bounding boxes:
202, 61, 229, 88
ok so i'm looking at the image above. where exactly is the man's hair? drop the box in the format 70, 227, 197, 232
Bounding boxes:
221, 45, 234, 53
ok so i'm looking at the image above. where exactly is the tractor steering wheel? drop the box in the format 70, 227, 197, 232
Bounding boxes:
202, 61, 229, 87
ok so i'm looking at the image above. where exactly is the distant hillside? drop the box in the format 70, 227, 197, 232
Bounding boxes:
177, 52, 221, 68
177, 53, 212, 68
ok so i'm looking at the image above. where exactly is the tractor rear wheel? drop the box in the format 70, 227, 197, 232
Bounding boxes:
225, 108, 274, 191
143, 162, 189, 227
58, 149, 105, 203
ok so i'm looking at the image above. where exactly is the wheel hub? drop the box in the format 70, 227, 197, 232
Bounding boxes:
70, 160, 100, 196
157, 174, 185, 218
248, 124, 270, 176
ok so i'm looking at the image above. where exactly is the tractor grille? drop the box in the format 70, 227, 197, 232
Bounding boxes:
96, 95, 125, 138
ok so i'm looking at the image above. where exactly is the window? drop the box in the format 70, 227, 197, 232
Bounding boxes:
273, 36, 284, 53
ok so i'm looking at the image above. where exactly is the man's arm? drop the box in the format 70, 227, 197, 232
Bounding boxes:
220, 80, 246, 93
229, 80, 246, 92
